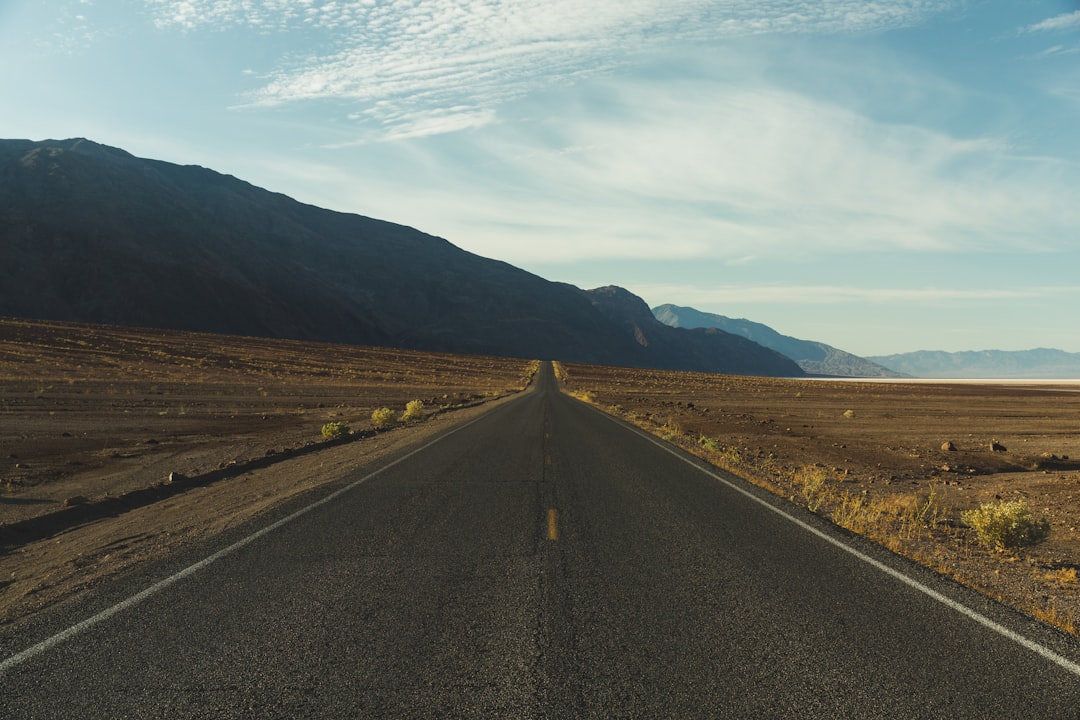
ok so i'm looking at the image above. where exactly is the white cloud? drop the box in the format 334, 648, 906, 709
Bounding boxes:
1024, 10, 1080, 34
130, 1, 1076, 269
297, 58, 1078, 271
143, 0, 953, 139
337, 106, 496, 143
435, 73, 1078, 263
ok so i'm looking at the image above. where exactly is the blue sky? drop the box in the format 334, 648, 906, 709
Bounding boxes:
1, 1, 1078, 356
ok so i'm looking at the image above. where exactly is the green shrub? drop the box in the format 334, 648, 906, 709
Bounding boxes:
962, 500, 1050, 551
371, 407, 396, 429
321, 421, 350, 440
401, 399, 425, 423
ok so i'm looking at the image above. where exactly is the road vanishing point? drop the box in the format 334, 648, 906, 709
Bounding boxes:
2, 363, 1080, 718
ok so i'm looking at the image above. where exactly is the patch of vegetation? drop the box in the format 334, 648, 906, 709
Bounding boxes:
831, 492, 877, 534
907, 486, 943, 531
795, 465, 830, 512
400, 399, 425, 423
371, 407, 396, 429
697, 435, 742, 467
1045, 567, 1078, 585
517, 360, 543, 389
962, 500, 1050, 551
720, 445, 743, 466
321, 421, 350, 440
568, 390, 595, 403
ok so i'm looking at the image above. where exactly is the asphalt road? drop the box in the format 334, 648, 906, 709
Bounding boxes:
3, 362, 1080, 718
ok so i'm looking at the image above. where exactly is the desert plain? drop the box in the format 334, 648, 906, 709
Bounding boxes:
0, 317, 537, 626
3, 317, 1080, 638
558, 361, 1080, 634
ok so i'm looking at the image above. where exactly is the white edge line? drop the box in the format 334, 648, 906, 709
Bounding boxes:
0, 403, 509, 675
577, 397, 1080, 679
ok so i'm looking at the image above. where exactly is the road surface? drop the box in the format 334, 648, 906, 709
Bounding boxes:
2, 362, 1079, 718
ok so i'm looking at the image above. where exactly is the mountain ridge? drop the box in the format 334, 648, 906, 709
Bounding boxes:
0, 137, 804, 377
652, 303, 901, 377
587, 287, 802, 377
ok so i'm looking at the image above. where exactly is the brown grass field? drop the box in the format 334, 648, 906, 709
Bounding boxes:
0, 317, 538, 626
556, 361, 1080, 635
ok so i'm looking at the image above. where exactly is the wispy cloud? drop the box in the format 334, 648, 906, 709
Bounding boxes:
1023, 10, 1080, 34
1037, 45, 1074, 58
29, 0, 110, 53
144, 0, 953, 139
412, 66, 1079, 264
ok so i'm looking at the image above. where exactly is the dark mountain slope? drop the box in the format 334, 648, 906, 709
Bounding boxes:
0, 138, 801, 376
0, 138, 635, 361
653, 303, 901, 377
588, 288, 803, 377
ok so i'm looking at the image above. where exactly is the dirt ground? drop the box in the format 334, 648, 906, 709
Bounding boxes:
5, 317, 1080, 640
557, 362, 1080, 635
0, 318, 537, 627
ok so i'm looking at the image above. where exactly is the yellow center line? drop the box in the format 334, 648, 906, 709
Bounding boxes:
547, 508, 559, 541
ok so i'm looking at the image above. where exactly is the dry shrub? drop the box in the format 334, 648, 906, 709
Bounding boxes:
698, 435, 721, 453
401, 399, 425, 423
874, 493, 920, 518
833, 493, 884, 534
320, 421, 349, 439
568, 390, 595, 403
371, 407, 396, 429
794, 465, 831, 512
962, 500, 1050, 551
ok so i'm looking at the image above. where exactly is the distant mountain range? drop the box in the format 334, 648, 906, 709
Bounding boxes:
0, 138, 803, 377
866, 349, 1080, 379
653, 303, 1080, 379
652, 304, 902, 377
